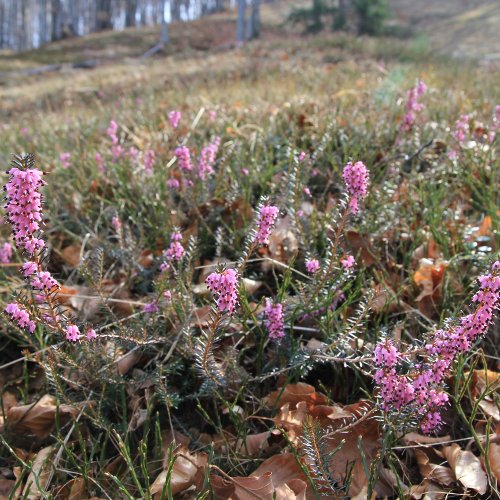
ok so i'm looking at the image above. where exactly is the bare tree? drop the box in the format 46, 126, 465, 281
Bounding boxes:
236, 0, 246, 43
247, 0, 260, 39
160, 0, 169, 43
125, 0, 138, 27
96, 0, 113, 31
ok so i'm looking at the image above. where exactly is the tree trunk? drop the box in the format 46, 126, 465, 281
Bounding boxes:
96, 0, 113, 31
51, 0, 62, 41
125, 0, 138, 27
236, 0, 246, 43
39, 0, 48, 45
160, 0, 169, 43
247, 0, 259, 39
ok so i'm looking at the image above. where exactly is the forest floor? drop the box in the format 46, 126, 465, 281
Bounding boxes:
0, 1, 499, 499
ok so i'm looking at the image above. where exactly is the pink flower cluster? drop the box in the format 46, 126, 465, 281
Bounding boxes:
401, 80, 427, 132
143, 149, 156, 175
342, 161, 370, 214
5, 303, 36, 333
160, 231, 185, 272
255, 205, 279, 245
3, 159, 97, 343
264, 299, 285, 340
0, 242, 12, 263
175, 145, 192, 172
198, 137, 220, 180
206, 268, 239, 314
95, 152, 106, 173
60, 152, 71, 169
107, 120, 124, 160
341, 255, 355, 270
305, 258, 320, 274
4, 166, 45, 254
453, 114, 470, 144
168, 110, 181, 129
375, 261, 500, 433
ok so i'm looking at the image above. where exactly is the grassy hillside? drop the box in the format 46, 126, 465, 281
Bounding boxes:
0, 2, 499, 498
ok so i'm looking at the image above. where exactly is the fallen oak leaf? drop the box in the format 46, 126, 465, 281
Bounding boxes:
265, 383, 328, 409
414, 449, 455, 486
150, 445, 207, 498
6, 395, 80, 438
21, 446, 54, 500
440, 443, 487, 495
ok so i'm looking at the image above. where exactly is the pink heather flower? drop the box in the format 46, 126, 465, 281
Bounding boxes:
255, 205, 279, 245
0, 242, 13, 264
111, 144, 124, 161
66, 324, 81, 342
128, 147, 139, 161
20, 127, 29, 136
198, 137, 220, 180
167, 178, 180, 190
374, 341, 399, 368
264, 298, 285, 340
86, 329, 97, 341
375, 260, 500, 433
453, 114, 470, 144
168, 110, 181, 129
60, 152, 71, 169
95, 152, 106, 174
305, 258, 320, 274
341, 255, 355, 270
5, 302, 36, 333
298, 151, 306, 161
401, 80, 427, 132
143, 149, 156, 175
107, 120, 119, 144
4, 166, 46, 255
164, 232, 184, 262
175, 146, 192, 172
297, 210, 304, 218
241, 168, 249, 176
209, 110, 217, 122
343, 161, 369, 214
22, 261, 38, 277
164, 290, 172, 302
111, 217, 122, 232
31, 271, 60, 291
206, 268, 239, 314
303, 187, 311, 197
144, 302, 159, 314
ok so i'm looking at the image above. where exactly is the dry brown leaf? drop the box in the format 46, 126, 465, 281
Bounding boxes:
233, 431, 272, 457
441, 444, 487, 494
402, 432, 451, 445
0, 478, 16, 498
265, 383, 328, 409
59, 244, 82, 268
413, 258, 448, 317
7, 395, 79, 438
414, 449, 455, 486
150, 445, 207, 498
345, 230, 377, 267
489, 441, 500, 481
408, 479, 445, 499
116, 350, 142, 376
466, 368, 500, 421
21, 446, 54, 500
261, 215, 298, 271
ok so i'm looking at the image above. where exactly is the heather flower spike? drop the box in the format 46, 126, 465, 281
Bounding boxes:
206, 268, 239, 314
374, 260, 500, 433
3, 154, 96, 343
255, 205, 279, 245
264, 298, 285, 340
343, 161, 369, 214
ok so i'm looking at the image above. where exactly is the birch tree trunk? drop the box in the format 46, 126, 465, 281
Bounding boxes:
236, 0, 246, 44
